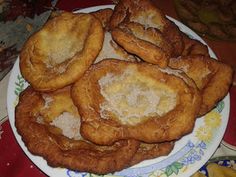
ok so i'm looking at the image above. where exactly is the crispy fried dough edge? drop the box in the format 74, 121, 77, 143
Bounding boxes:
20, 12, 104, 92
72, 59, 201, 145
15, 87, 141, 174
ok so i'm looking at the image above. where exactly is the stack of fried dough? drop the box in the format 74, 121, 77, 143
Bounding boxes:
15, 0, 233, 175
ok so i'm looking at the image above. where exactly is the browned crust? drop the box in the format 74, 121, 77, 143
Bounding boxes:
111, 22, 172, 67
129, 141, 175, 166
109, 0, 168, 30
15, 87, 140, 174
109, 0, 183, 56
91, 8, 113, 30
162, 21, 184, 57
181, 33, 209, 56
20, 12, 104, 92
169, 55, 233, 116
72, 59, 201, 145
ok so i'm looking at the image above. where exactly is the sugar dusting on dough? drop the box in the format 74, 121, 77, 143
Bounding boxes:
42, 95, 53, 109
159, 67, 189, 83
48, 41, 77, 65
132, 12, 162, 30
178, 64, 190, 73
98, 66, 177, 125
95, 32, 136, 63
36, 116, 44, 124
132, 13, 156, 29
201, 67, 211, 78
50, 112, 82, 140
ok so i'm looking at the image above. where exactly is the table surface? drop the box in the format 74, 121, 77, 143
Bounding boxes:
0, 0, 236, 177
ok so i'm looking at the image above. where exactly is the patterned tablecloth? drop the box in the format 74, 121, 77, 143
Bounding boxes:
0, 0, 235, 177
0, 0, 58, 80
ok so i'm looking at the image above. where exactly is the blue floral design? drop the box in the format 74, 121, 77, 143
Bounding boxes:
67, 170, 87, 177
180, 141, 206, 166
199, 149, 204, 156
187, 140, 195, 148
198, 141, 207, 149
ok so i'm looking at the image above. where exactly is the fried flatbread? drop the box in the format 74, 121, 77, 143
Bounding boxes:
91, 8, 113, 30
111, 22, 172, 67
39, 85, 174, 167
169, 55, 233, 116
109, 0, 184, 56
20, 12, 104, 91
72, 59, 201, 145
15, 87, 140, 174
181, 33, 209, 57
130, 141, 174, 166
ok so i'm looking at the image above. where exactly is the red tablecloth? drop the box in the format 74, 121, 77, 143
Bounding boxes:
223, 86, 236, 147
0, 121, 46, 177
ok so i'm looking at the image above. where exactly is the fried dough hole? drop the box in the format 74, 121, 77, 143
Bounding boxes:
111, 22, 172, 67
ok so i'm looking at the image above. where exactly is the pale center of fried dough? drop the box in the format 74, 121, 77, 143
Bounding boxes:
178, 63, 211, 89
159, 67, 189, 83
50, 112, 82, 140
40, 92, 80, 123
131, 11, 163, 30
98, 66, 177, 125
131, 27, 161, 46
39, 90, 82, 140
42, 95, 54, 109
39, 17, 91, 67
95, 32, 136, 63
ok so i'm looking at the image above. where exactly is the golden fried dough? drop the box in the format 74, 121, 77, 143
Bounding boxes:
72, 59, 201, 145
111, 22, 172, 67
181, 33, 209, 56
20, 12, 104, 91
110, 0, 168, 30
95, 31, 137, 63
15, 87, 140, 174
91, 8, 113, 29
130, 141, 174, 166
207, 163, 236, 177
169, 55, 233, 116
109, 0, 184, 56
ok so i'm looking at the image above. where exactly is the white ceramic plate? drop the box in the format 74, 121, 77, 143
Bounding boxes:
7, 5, 230, 177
